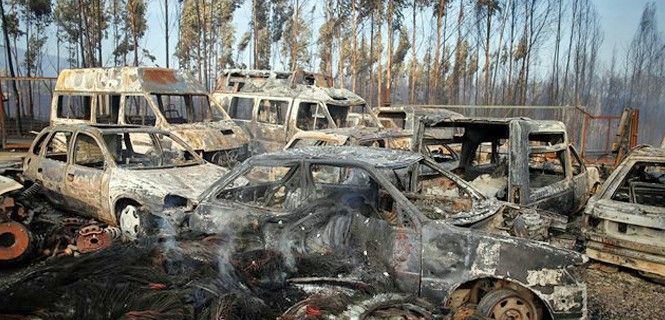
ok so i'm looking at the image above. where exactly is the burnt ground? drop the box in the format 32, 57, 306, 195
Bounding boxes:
582, 263, 665, 320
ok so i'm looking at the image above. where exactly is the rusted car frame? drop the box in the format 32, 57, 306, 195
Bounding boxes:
21, 124, 227, 238
413, 115, 599, 217
212, 69, 376, 154
187, 147, 588, 320
584, 145, 665, 278
50, 67, 251, 166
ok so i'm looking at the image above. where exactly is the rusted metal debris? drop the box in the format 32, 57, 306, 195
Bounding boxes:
50, 67, 251, 166
584, 145, 665, 279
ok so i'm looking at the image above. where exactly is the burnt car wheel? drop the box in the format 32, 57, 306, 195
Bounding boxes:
118, 204, 141, 239
477, 289, 541, 320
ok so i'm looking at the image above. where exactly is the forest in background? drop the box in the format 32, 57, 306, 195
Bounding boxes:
0, 0, 663, 143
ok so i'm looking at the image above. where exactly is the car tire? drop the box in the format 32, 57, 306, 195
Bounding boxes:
477, 289, 541, 320
118, 204, 141, 240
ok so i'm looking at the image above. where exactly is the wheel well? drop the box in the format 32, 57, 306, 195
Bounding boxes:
114, 198, 141, 220
445, 277, 552, 320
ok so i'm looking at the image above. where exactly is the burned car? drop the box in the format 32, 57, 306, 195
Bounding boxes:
22, 124, 227, 238
584, 145, 665, 278
213, 69, 378, 153
187, 147, 587, 319
413, 115, 600, 217
51, 67, 251, 166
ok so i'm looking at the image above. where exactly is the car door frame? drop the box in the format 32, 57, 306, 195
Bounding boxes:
38, 129, 75, 206
63, 130, 112, 221
301, 159, 424, 294
508, 122, 575, 213
253, 97, 292, 153
569, 145, 590, 212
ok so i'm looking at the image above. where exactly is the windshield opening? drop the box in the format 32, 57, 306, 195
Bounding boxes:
102, 132, 200, 169
327, 104, 350, 128
402, 162, 478, 220
152, 94, 226, 124
296, 102, 332, 130
217, 164, 301, 210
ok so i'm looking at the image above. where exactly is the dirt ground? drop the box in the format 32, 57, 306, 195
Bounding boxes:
582, 263, 665, 320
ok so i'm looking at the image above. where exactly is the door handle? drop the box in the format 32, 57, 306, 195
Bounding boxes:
66, 173, 74, 182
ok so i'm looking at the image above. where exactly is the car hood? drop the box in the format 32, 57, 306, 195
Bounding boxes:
109, 163, 227, 207
170, 120, 250, 151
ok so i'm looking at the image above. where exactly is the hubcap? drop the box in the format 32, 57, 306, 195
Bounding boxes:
490, 296, 534, 320
119, 205, 140, 239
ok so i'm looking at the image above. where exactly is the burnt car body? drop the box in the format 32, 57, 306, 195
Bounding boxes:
22, 124, 227, 238
413, 115, 600, 217
186, 147, 587, 319
50, 67, 251, 166
212, 69, 378, 154
584, 146, 665, 278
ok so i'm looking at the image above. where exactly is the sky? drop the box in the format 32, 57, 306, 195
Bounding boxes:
18, 0, 665, 75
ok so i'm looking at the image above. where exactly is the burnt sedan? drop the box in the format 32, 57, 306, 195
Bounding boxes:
187, 146, 587, 320
584, 145, 665, 279
22, 124, 227, 239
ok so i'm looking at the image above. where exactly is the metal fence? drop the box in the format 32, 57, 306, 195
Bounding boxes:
0, 76, 56, 149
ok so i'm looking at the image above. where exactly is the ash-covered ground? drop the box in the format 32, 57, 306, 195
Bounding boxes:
582, 264, 665, 320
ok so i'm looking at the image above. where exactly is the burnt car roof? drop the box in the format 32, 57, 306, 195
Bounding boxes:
54, 67, 208, 94
420, 114, 566, 129
46, 123, 168, 135
251, 146, 423, 168
375, 105, 464, 117
626, 145, 665, 159
303, 127, 412, 140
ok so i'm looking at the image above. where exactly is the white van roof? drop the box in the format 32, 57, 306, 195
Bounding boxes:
54, 67, 208, 95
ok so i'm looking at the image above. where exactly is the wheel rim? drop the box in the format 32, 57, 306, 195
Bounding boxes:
489, 296, 535, 320
119, 205, 140, 239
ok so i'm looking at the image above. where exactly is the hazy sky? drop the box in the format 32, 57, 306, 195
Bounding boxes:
34, 0, 665, 74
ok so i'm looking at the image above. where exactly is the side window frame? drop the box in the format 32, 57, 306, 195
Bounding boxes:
122, 94, 160, 126
72, 132, 107, 170
257, 98, 290, 126
44, 130, 73, 162
56, 93, 94, 121
304, 160, 419, 230
30, 131, 50, 156
569, 145, 586, 177
95, 94, 121, 124
227, 96, 255, 121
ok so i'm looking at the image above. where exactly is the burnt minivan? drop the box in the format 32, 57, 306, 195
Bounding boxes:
212, 69, 377, 154
50, 67, 251, 166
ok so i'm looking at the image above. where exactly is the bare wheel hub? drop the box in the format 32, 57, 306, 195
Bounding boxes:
119, 205, 140, 239
490, 297, 534, 320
